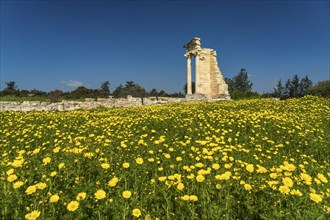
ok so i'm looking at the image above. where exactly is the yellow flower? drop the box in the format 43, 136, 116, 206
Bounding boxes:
25, 185, 37, 195
132, 208, 141, 218
32, 148, 40, 155
25, 210, 40, 220
176, 156, 182, 161
101, 163, 110, 169
256, 165, 267, 173
181, 195, 190, 201
269, 173, 278, 179
67, 201, 79, 212
122, 190, 132, 199
224, 164, 232, 169
314, 178, 321, 185
215, 171, 231, 180
279, 185, 290, 195
49, 195, 59, 203
50, 171, 57, 177
76, 192, 87, 201
244, 184, 252, 191
6, 168, 14, 175
310, 193, 322, 203
246, 164, 254, 173
7, 174, 17, 182
196, 175, 205, 182
95, 189, 106, 200
36, 182, 47, 190
290, 189, 302, 196
136, 157, 144, 165
282, 177, 293, 187
177, 183, 184, 191
317, 173, 328, 183
12, 159, 24, 168
53, 147, 60, 153
324, 206, 330, 213
212, 163, 220, 170
13, 181, 24, 189
42, 157, 51, 165
189, 195, 198, 201
300, 173, 312, 185
58, 163, 65, 169
108, 177, 119, 187
123, 162, 130, 168
284, 163, 296, 171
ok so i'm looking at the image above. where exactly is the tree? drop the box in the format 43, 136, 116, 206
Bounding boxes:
66, 86, 95, 99
29, 89, 47, 97
100, 81, 110, 97
149, 88, 158, 97
5, 81, 17, 91
290, 74, 300, 97
112, 81, 147, 98
283, 79, 291, 99
233, 68, 253, 92
279, 74, 313, 99
1, 81, 19, 96
299, 75, 312, 96
273, 79, 284, 98
112, 84, 124, 98
168, 92, 184, 98
183, 81, 195, 94
158, 90, 168, 97
225, 77, 234, 94
48, 90, 63, 102
225, 68, 253, 93
225, 68, 254, 99
308, 80, 330, 97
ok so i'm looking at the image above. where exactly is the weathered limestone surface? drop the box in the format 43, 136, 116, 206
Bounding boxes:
184, 37, 230, 99
0, 95, 233, 112
0, 96, 184, 112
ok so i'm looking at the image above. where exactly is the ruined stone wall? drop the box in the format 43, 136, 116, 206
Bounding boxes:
0, 96, 185, 112
184, 37, 230, 99
196, 48, 211, 96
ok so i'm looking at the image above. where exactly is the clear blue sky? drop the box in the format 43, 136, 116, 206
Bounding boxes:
1, 0, 329, 93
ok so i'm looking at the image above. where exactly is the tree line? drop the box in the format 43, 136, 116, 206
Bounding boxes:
225, 68, 329, 99
1, 69, 329, 102
0, 81, 185, 102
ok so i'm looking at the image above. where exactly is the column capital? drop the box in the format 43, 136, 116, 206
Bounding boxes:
184, 53, 191, 58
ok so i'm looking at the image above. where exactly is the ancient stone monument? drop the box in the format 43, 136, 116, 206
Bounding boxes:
184, 37, 230, 99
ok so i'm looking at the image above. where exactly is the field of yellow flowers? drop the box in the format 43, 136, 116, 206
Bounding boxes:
1, 96, 329, 219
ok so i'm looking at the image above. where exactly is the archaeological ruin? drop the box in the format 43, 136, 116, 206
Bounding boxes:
184, 37, 230, 99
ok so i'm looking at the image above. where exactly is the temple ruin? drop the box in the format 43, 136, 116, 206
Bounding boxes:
184, 37, 230, 99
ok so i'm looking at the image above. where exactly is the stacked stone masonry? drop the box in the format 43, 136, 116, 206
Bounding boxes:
184, 37, 230, 99
0, 95, 231, 112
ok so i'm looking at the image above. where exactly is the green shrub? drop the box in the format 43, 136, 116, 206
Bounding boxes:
308, 80, 330, 98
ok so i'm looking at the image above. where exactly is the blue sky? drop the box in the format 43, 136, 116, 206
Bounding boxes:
1, 0, 329, 93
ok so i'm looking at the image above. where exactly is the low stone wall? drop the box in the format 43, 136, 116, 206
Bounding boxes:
0, 96, 185, 112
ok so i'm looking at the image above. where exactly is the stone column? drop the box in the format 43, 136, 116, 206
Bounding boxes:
186, 54, 192, 95
195, 53, 200, 94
